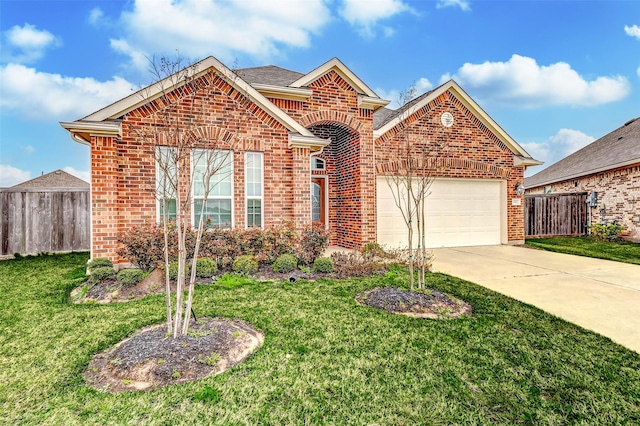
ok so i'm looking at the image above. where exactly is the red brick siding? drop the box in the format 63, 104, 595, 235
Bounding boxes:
375, 92, 526, 243
90, 71, 294, 263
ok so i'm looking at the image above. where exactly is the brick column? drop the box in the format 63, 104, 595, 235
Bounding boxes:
90, 135, 120, 262
292, 146, 311, 227
359, 126, 377, 245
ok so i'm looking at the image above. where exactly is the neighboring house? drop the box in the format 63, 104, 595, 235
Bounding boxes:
60, 56, 540, 264
525, 117, 640, 241
11, 169, 89, 189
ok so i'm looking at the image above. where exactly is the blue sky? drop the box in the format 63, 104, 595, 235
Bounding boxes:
1, 0, 639, 186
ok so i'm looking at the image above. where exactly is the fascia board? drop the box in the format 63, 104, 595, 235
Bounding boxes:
359, 95, 390, 110
525, 158, 640, 189
514, 155, 544, 167
289, 134, 331, 152
290, 58, 379, 98
78, 56, 316, 138
59, 121, 121, 145
252, 84, 313, 101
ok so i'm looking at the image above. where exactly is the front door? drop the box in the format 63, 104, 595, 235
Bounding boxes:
311, 177, 326, 227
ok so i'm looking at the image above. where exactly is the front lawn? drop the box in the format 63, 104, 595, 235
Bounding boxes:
526, 236, 640, 265
1, 253, 639, 425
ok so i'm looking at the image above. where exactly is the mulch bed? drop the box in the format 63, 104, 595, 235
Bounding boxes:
84, 317, 263, 393
357, 287, 472, 319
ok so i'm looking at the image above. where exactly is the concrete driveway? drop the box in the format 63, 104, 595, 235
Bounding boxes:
431, 245, 640, 354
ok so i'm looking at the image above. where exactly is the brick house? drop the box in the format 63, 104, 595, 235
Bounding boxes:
525, 117, 640, 241
61, 56, 540, 264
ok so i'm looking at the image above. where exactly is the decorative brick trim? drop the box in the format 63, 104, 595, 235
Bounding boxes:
300, 111, 362, 131
376, 157, 511, 179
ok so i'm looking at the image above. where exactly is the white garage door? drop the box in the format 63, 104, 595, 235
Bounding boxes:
376, 177, 504, 248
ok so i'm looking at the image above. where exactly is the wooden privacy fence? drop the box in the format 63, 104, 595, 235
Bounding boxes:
0, 188, 89, 256
525, 192, 588, 237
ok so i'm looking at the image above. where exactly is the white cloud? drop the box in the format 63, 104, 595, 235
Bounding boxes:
111, 0, 331, 67
624, 24, 640, 40
0, 63, 135, 120
340, 0, 412, 37
2, 23, 61, 63
443, 54, 630, 107
62, 166, 90, 183
436, 0, 471, 12
637, 65, 640, 78
375, 77, 433, 109
88, 8, 105, 25
0, 164, 31, 187
522, 128, 595, 172
22, 145, 36, 154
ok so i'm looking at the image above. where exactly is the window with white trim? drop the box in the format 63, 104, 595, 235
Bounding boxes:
245, 152, 263, 228
156, 146, 177, 221
311, 157, 326, 171
192, 149, 233, 229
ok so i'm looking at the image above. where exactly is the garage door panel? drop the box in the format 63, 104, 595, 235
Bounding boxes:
377, 177, 503, 248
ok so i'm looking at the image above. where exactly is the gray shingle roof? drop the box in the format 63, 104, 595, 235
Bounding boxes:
373, 88, 436, 130
235, 65, 304, 87
11, 169, 89, 189
525, 117, 640, 188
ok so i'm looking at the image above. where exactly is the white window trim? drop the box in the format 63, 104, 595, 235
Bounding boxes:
245, 151, 264, 229
155, 146, 177, 223
311, 157, 326, 171
191, 149, 234, 229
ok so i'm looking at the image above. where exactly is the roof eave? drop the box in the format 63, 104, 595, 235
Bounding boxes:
289, 134, 331, 152
251, 83, 313, 101
514, 156, 544, 167
525, 158, 640, 189
359, 95, 390, 111
59, 120, 121, 145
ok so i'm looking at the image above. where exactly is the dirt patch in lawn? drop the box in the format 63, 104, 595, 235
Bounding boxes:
84, 317, 263, 393
357, 287, 472, 319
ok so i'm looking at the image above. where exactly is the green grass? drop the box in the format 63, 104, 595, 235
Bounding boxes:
526, 236, 640, 265
1, 253, 639, 425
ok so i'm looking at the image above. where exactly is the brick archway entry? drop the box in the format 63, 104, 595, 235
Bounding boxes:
307, 122, 362, 249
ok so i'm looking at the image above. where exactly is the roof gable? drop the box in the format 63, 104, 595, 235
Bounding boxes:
289, 58, 378, 97
61, 56, 323, 144
373, 80, 540, 166
525, 117, 640, 188
11, 169, 89, 189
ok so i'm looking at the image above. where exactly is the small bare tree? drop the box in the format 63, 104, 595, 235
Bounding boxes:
136, 55, 239, 336
385, 86, 448, 290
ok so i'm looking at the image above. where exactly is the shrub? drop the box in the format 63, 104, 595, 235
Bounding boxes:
589, 222, 625, 241
232, 255, 258, 276
87, 257, 113, 272
117, 268, 145, 287
167, 261, 191, 280
272, 253, 298, 273
117, 224, 165, 272
330, 251, 387, 279
362, 242, 385, 259
195, 257, 218, 278
260, 222, 297, 263
297, 225, 330, 265
90, 266, 116, 282
313, 257, 334, 273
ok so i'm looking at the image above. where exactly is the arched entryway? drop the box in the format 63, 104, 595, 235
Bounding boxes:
307, 122, 362, 249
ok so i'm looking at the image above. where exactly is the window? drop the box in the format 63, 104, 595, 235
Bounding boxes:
192, 149, 233, 229
311, 157, 326, 171
245, 152, 263, 228
156, 147, 177, 221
